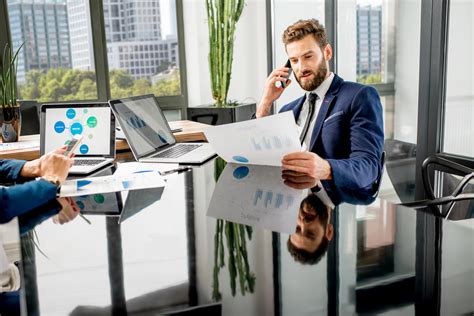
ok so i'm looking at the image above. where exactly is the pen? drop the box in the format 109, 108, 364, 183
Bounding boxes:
160, 166, 192, 176
79, 213, 92, 225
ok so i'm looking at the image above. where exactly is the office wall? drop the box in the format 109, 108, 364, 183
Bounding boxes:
183, 0, 268, 108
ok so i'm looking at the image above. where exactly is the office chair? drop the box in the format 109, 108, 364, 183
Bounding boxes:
400, 155, 474, 219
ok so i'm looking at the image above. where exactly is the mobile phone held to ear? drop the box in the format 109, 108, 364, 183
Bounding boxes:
281, 59, 292, 88
64, 134, 83, 157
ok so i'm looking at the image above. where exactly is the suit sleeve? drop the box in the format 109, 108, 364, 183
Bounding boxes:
0, 160, 27, 182
18, 199, 62, 235
326, 86, 384, 190
0, 179, 58, 224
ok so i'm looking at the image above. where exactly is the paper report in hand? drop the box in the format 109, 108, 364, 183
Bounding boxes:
203, 111, 301, 166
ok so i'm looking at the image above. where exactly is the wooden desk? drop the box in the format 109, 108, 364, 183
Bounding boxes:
0, 120, 209, 161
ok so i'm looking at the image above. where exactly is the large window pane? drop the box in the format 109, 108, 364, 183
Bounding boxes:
273, 0, 325, 112
443, 0, 474, 158
441, 1, 474, 315
337, 0, 422, 314
8, 0, 98, 102
101, 0, 181, 99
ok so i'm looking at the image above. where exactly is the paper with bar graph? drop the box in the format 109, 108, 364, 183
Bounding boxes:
203, 111, 301, 166
59, 171, 165, 197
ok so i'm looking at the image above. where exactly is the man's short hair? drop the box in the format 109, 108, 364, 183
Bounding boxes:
287, 194, 332, 265
282, 19, 328, 49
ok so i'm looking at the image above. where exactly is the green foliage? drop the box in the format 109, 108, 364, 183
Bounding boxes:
357, 73, 382, 84
1, 43, 23, 109
207, 0, 245, 107
212, 158, 256, 301
19, 67, 181, 101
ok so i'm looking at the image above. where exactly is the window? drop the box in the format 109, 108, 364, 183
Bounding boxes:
7, 0, 98, 102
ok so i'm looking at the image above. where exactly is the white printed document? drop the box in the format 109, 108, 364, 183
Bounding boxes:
204, 111, 301, 166
0, 140, 39, 151
60, 171, 165, 197
207, 163, 305, 234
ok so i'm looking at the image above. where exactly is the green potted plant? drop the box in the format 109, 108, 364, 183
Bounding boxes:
0, 43, 23, 142
212, 158, 256, 301
187, 0, 256, 126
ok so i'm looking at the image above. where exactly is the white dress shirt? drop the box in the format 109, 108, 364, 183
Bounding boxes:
297, 72, 336, 209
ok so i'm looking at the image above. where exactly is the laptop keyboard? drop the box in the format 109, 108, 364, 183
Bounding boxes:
74, 159, 105, 166
154, 144, 202, 158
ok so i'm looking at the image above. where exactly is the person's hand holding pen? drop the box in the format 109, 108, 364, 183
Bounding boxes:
53, 197, 80, 225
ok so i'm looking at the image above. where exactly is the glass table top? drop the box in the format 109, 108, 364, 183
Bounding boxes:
11, 156, 474, 315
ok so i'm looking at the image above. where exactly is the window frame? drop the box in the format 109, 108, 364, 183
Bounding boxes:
0, 0, 188, 119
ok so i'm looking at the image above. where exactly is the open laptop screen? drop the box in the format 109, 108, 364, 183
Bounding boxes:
42, 104, 114, 157
109, 95, 176, 158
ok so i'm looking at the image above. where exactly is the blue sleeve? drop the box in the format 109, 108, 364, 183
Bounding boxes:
18, 199, 62, 235
0, 159, 27, 182
326, 86, 384, 190
0, 179, 58, 224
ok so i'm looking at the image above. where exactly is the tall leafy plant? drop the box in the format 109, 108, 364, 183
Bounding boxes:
0, 43, 23, 121
206, 0, 245, 107
212, 158, 256, 301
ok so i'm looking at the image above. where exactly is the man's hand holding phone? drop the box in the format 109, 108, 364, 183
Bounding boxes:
256, 60, 292, 118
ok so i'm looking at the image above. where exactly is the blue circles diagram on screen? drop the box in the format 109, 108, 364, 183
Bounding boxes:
79, 144, 89, 154
66, 108, 76, 119
52, 108, 99, 153
54, 121, 66, 133
70, 122, 83, 135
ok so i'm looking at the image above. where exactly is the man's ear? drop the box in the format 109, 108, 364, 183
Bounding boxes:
324, 44, 333, 62
326, 223, 334, 241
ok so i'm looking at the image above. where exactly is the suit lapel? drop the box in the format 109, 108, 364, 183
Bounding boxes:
290, 95, 306, 121
309, 74, 343, 150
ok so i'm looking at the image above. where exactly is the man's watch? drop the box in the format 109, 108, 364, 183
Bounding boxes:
37, 175, 62, 197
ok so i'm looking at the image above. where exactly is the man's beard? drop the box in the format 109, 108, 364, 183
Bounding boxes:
295, 58, 328, 91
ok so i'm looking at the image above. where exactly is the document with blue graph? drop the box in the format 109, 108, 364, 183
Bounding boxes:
207, 164, 305, 234
59, 171, 165, 197
204, 111, 301, 166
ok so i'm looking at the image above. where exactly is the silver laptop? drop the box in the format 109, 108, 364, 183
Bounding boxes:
40, 103, 115, 174
108, 94, 216, 164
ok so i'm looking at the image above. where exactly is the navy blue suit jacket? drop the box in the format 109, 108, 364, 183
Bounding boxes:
280, 74, 384, 205
0, 159, 61, 233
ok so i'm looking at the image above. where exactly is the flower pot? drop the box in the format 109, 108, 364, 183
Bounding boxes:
1, 106, 22, 143
187, 103, 256, 126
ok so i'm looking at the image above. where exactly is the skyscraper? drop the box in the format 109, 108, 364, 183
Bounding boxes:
9, 0, 72, 83
356, 4, 382, 80
67, 0, 178, 80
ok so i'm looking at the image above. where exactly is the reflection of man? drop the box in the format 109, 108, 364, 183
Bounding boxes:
287, 194, 333, 265
257, 19, 384, 206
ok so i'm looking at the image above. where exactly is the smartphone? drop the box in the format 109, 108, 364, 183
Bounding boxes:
281, 59, 292, 88
64, 134, 83, 157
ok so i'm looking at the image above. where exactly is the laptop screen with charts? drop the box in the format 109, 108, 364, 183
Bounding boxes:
40, 103, 115, 174
109, 94, 215, 164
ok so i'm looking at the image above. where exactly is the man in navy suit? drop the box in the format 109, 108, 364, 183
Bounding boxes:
256, 19, 384, 206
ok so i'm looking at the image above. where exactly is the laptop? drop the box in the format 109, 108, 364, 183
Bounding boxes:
108, 94, 216, 164
40, 103, 115, 174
